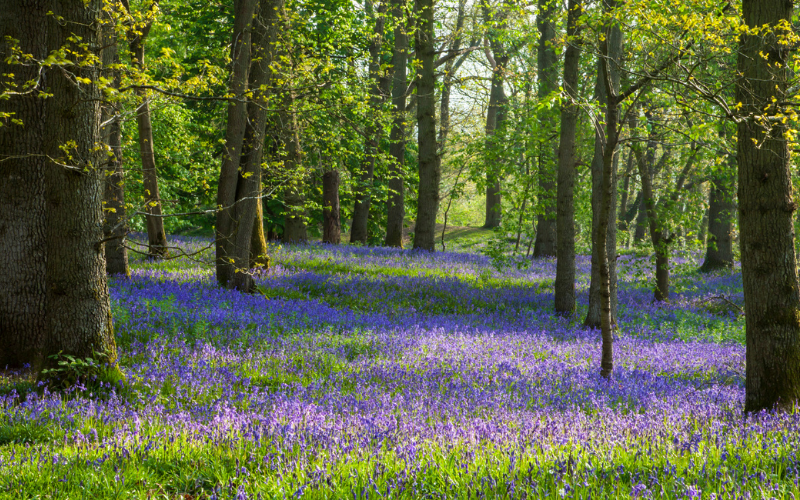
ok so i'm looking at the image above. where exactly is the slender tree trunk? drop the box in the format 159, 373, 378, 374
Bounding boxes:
617, 148, 633, 235
482, 61, 507, 229
598, 100, 619, 380
482, 2, 508, 230
700, 153, 735, 272
737, 0, 800, 412
0, 0, 117, 369
385, 0, 407, 248
130, 19, 168, 259
412, 0, 440, 251
323, 170, 341, 244
584, 0, 621, 329
215, 0, 259, 287
633, 146, 669, 301
554, 0, 583, 316
101, 20, 129, 277
281, 106, 307, 243
633, 193, 648, 243
596, 111, 620, 379
532, 0, 558, 257
351, 0, 387, 244
594, 0, 623, 378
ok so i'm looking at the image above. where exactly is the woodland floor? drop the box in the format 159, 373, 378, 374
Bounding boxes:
0, 232, 798, 499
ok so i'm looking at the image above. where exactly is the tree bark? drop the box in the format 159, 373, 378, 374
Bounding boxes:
323, 170, 341, 244
700, 153, 735, 272
351, 0, 387, 244
281, 107, 307, 243
584, 0, 621, 329
412, 0, 440, 252
130, 15, 168, 260
384, 0, 408, 248
215, 0, 259, 287
0, 0, 117, 370
617, 148, 634, 236
633, 144, 669, 301
737, 0, 800, 412
250, 200, 269, 268
229, 0, 283, 288
633, 192, 648, 243
554, 0, 583, 316
481, 1, 508, 230
101, 18, 130, 277
532, 0, 558, 257
482, 68, 506, 229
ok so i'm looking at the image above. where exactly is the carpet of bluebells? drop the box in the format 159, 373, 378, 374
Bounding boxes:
2, 235, 799, 499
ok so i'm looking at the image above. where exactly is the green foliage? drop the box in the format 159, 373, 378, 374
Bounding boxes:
39, 350, 125, 392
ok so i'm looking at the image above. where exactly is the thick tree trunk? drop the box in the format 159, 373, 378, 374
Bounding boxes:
215, 0, 259, 287
323, 170, 341, 244
130, 25, 168, 259
229, 0, 283, 288
412, 0, 440, 252
351, 0, 387, 244
737, 0, 800, 412
584, 0, 621, 329
101, 23, 129, 277
532, 0, 558, 257
0, 0, 117, 370
384, 0, 407, 248
554, 0, 583, 316
700, 155, 735, 272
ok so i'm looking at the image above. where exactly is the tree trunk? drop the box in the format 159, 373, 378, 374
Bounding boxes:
351, 0, 387, 244
737, 0, 800, 412
384, 0, 407, 248
215, 0, 259, 287
700, 154, 735, 272
584, 0, 621, 329
130, 20, 168, 260
482, 2, 508, 230
532, 0, 558, 257
281, 107, 307, 243
412, 0, 440, 252
0, 0, 117, 370
633, 145, 669, 301
250, 201, 269, 268
482, 62, 507, 230
617, 148, 634, 235
232, 0, 283, 285
554, 0, 583, 316
323, 170, 341, 244
101, 20, 129, 277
